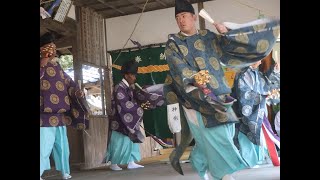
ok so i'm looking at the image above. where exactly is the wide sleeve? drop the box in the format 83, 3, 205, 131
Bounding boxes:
114, 86, 144, 130
133, 84, 165, 109
217, 18, 280, 68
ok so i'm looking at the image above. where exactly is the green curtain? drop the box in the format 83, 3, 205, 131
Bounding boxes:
110, 47, 173, 139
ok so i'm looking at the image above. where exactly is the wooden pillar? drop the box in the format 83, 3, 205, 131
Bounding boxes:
103, 19, 113, 115
64, 6, 85, 168
197, 1, 205, 30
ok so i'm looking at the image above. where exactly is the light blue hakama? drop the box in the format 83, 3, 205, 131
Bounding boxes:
105, 131, 141, 165
238, 131, 270, 167
40, 126, 70, 176
183, 107, 249, 180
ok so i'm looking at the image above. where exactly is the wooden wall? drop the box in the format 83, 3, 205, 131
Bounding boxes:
81, 115, 109, 170
67, 127, 84, 167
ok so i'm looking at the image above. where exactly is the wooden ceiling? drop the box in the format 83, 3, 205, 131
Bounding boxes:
40, 0, 211, 53
73, 0, 211, 18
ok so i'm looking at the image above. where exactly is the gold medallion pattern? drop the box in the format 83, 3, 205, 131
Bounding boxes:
41, 80, 51, 90
199, 29, 208, 36
228, 59, 242, 66
209, 57, 220, 70
182, 67, 194, 78
58, 108, 66, 113
195, 57, 206, 69
63, 116, 72, 125
273, 26, 280, 39
56, 81, 65, 91
49, 116, 59, 126
247, 55, 258, 59
165, 75, 173, 85
235, 32, 249, 44
44, 107, 52, 113
179, 45, 188, 56
208, 75, 219, 89
169, 42, 179, 52
234, 47, 248, 54
199, 106, 211, 114
50, 94, 59, 104
40, 119, 43, 126
253, 23, 266, 32
46, 67, 56, 77
256, 39, 269, 53
166, 91, 178, 104
72, 108, 79, 118
215, 112, 228, 122
176, 33, 186, 40
173, 56, 183, 66
194, 39, 205, 51
165, 48, 173, 56
65, 96, 70, 105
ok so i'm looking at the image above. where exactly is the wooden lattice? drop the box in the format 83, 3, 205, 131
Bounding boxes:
77, 7, 106, 66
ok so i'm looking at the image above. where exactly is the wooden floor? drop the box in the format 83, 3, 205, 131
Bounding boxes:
140, 147, 192, 165
43, 147, 280, 180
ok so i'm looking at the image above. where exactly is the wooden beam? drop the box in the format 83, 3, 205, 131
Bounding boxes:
73, 0, 120, 6
96, 0, 125, 14
98, 1, 167, 17
55, 36, 75, 49
126, 0, 143, 10
40, 17, 76, 37
154, 0, 167, 8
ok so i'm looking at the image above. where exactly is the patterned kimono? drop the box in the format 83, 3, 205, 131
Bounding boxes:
233, 66, 280, 144
164, 18, 280, 180
232, 66, 280, 166
40, 59, 88, 176
104, 79, 165, 164
104, 79, 144, 164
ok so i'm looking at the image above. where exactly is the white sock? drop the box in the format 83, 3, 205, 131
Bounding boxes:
110, 164, 123, 171
62, 173, 72, 179
251, 165, 260, 169
127, 161, 144, 169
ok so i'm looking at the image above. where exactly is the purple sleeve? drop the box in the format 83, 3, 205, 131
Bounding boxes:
59, 65, 80, 97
